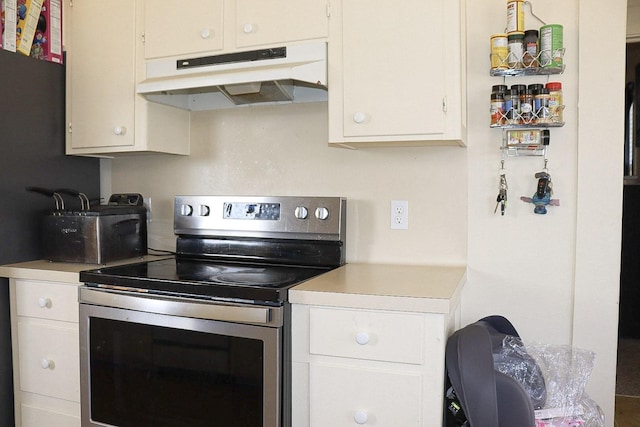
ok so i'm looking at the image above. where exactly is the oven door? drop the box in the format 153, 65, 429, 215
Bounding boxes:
79, 288, 282, 427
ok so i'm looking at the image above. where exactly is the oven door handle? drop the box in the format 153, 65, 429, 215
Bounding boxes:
78, 287, 279, 325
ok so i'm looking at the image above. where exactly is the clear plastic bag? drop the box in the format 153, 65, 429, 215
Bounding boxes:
494, 337, 605, 427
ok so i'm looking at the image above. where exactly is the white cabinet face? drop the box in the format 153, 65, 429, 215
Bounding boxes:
341, 0, 446, 138
144, 0, 224, 59
68, 0, 136, 150
235, 0, 328, 48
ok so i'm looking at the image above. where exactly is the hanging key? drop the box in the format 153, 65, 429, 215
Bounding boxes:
494, 169, 508, 216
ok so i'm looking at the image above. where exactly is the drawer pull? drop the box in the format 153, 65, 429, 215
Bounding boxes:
353, 111, 367, 124
354, 410, 368, 424
355, 331, 369, 345
37, 297, 52, 309
40, 358, 55, 370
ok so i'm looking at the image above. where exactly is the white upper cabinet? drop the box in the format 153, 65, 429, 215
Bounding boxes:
235, 0, 328, 48
66, 0, 190, 156
144, 0, 224, 59
328, 0, 467, 147
143, 0, 328, 60
67, 0, 136, 151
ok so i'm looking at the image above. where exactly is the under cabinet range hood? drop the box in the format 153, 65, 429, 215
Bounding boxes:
136, 42, 327, 111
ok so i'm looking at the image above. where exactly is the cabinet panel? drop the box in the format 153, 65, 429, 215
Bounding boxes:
309, 307, 424, 364
341, 0, 445, 138
21, 404, 80, 427
15, 280, 78, 323
17, 320, 80, 402
235, 0, 327, 48
144, 0, 224, 59
309, 363, 422, 426
68, 0, 136, 149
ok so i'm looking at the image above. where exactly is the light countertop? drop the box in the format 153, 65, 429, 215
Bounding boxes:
289, 263, 466, 314
0, 255, 168, 284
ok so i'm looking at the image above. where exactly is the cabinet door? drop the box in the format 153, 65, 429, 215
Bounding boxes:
17, 320, 80, 402
235, 0, 327, 48
334, 0, 450, 141
15, 280, 78, 323
21, 405, 80, 427
309, 363, 422, 426
67, 0, 135, 149
144, 0, 224, 59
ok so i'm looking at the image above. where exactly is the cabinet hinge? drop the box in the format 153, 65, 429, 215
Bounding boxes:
68, 0, 73, 7
442, 97, 448, 113
326, 1, 331, 17
141, 32, 146, 44
68, 122, 72, 134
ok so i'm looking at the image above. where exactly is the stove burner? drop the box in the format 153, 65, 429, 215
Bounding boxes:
208, 271, 296, 286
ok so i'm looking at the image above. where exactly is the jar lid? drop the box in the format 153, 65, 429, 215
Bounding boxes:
546, 82, 562, 90
508, 32, 525, 39
524, 29, 539, 37
492, 84, 508, 93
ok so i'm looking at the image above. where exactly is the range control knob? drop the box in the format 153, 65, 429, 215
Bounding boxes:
315, 206, 330, 220
198, 205, 210, 216
294, 206, 308, 219
180, 204, 193, 216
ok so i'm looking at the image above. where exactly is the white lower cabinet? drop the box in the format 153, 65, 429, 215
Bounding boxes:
10, 279, 81, 427
310, 364, 423, 426
292, 305, 453, 427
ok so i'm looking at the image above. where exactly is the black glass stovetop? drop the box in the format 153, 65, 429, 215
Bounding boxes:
80, 257, 332, 305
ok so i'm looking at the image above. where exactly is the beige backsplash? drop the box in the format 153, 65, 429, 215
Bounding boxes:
106, 101, 468, 266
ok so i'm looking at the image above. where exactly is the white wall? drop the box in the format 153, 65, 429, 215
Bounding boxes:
464, 0, 624, 425
107, 0, 625, 424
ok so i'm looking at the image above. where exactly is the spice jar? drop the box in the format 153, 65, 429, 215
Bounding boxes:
534, 87, 551, 123
520, 88, 534, 124
523, 29, 539, 68
491, 34, 509, 69
491, 92, 505, 126
506, 87, 521, 124
506, 0, 525, 34
546, 82, 563, 123
507, 32, 524, 69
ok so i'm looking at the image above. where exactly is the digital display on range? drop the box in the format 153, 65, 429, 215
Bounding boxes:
223, 202, 281, 220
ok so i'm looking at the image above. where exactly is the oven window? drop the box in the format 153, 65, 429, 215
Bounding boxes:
89, 317, 263, 427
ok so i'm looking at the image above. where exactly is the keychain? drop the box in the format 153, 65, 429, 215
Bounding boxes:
494, 160, 508, 216
520, 160, 559, 214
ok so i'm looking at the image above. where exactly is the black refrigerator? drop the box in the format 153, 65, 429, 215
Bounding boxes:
0, 50, 100, 427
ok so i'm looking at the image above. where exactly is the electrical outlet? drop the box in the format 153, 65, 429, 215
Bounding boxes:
390, 200, 408, 230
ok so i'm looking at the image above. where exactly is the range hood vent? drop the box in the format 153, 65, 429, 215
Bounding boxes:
136, 42, 327, 111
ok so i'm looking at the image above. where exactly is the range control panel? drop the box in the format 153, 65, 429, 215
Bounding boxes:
174, 196, 346, 241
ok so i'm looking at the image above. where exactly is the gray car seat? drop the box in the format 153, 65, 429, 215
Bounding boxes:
444, 315, 546, 427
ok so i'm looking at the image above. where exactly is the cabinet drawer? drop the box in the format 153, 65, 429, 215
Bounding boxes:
309, 363, 422, 426
17, 320, 80, 402
15, 280, 79, 322
21, 404, 80, 427
309, 307, 424, 364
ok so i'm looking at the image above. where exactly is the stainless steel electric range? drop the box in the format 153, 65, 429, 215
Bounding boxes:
78, 196, 346, 427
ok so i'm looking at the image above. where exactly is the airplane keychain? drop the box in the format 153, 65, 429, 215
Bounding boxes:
520, 160, 560, 214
